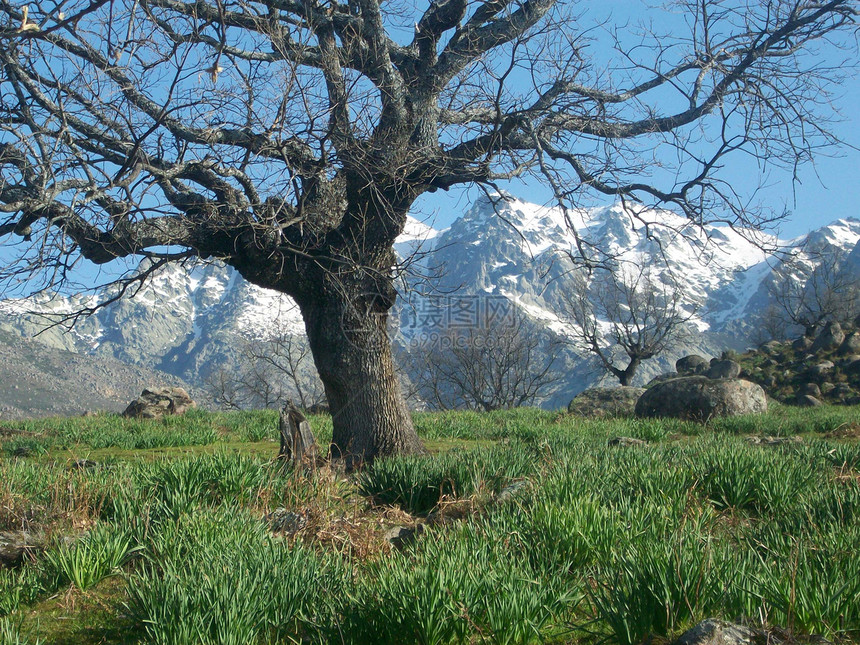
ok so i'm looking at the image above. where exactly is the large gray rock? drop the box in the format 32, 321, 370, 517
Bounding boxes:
635, 376, 767, 420
706, 359, 741, 380
567, 387, 646, 418
673, 619, 758, 645
122, 387, 195, 419
811, 321, 845, 353
676, 355, 710, 375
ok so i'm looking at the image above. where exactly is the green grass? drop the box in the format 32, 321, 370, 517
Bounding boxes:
1, 405, 859, 644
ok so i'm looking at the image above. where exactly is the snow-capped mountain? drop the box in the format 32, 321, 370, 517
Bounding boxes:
0, 260, 304, 387
1, 192, 858, 414
426, 195, 783, 335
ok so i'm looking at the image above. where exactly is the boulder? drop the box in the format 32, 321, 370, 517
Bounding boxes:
760, 340, 784, 354
635, 376, 767, 421
265, 508, 307, 535
385, 524, 425, 550
799, 382, 821, 398
646, 372, 680, 387
796, 394, 823, 407
746, 435, 802, 447
809, 361, 834, 378
838, 332, 860, 356
792, 336, 813, 352
706, 359, 741, 380
607, 436, 647, 447
821, 382, 835, 395
122, 387, 195, 419
845, 358, 860, 376
0, 531, 43, 567
673, 619, 758, 645
811, 321, 844, 352
676, 355, 710, 375
567, 387, 646, 418
833, 383, 857, 399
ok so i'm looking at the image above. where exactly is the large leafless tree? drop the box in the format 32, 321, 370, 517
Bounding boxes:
0, 0, 855, 462
558, 263, 695, 386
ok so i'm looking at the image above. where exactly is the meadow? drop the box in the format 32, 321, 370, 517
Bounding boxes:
1, 404, 859, 645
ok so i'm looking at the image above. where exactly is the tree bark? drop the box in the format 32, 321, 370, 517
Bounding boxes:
279, 403, 318, 465
300, 287, 425, 467
617, 357, 641, 386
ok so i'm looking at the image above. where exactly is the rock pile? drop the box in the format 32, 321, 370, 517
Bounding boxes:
739, 319, 860, 406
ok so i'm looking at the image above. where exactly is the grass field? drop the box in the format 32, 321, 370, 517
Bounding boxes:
1, 404, 859, 644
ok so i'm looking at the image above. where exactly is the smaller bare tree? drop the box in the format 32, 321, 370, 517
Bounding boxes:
205, 326, 326, 411
558, 263, 695, 386
242, 333, 326, 411
204, 369, 243, 411
755, 303, 792, 344
768, 250, 860, 338
405, 312, 563, 412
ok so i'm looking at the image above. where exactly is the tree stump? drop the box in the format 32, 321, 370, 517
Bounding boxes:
278, 403, 318, 466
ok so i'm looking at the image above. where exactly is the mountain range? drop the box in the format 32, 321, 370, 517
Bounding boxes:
1, 193, 858, 416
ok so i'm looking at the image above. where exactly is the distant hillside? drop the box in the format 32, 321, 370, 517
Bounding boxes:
0, 328, 197, 419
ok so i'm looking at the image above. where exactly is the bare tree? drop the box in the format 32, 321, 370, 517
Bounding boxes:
205, 368, 243, 411
755, 303, 792, 344
406, 313, 562, 411
558, 263, 694, 386
205, 328, 326, 410
768, 249, 860, 338
0, 0, 855, 461
242, 332, 327, 410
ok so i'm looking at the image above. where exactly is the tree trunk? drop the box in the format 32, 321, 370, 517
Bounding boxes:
300, 289, 425, 467
618, 357, 640, 386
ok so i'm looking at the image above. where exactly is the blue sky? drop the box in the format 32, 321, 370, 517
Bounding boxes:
1, 0, 857, 299
415, 1, 860, 240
